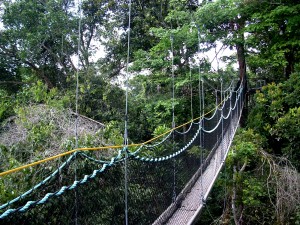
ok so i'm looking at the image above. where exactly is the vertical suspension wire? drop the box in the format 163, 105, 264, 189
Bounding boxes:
201, 70, 205, 198
75, 0, 82, 150
170, 33, 177, 202
224, 81, 234, 214
189, 16, 195, 121
201, 72, 205, 137
220, 75, 226, 214
218, 84, 227, 212
189, 60, 194, 119
124, 0, 132, 224
74, 0, 82, 224
196, 24, 204, 203
170, 35, 175, 127
221, 76, 224, 162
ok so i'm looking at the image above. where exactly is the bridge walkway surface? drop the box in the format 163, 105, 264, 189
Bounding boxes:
153, 100, 241, 225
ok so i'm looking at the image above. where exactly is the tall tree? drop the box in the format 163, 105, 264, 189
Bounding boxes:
246, 1, 300, 80
97, 0, 171, 78
195, 0, 256, 81
0, 0, 114, 89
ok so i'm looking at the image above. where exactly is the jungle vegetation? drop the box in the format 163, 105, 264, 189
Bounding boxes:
0, 0, 299, 224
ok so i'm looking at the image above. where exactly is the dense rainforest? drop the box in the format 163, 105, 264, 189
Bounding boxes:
0, 0, 299, 224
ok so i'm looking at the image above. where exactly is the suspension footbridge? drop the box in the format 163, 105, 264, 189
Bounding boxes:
0, 78, 246, 225
0, 0, 248, 223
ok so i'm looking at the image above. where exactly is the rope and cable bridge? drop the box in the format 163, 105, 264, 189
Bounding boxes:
0, 1, 249, 223
0, 78, 246, 224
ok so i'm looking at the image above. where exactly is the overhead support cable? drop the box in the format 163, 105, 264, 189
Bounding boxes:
75, 0, 82, 151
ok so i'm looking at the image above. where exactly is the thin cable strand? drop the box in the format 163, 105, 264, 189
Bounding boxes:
74, 1, 82, 223
124, 1, 132, 224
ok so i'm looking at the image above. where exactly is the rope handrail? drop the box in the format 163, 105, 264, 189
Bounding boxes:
0, 148, 126, 219
0, 85, 241, 178
0, 79, 246, 222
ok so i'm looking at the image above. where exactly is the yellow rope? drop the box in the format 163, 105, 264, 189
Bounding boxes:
0, 94, 229, 177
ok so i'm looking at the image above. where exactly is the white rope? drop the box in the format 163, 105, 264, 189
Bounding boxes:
171, 34, 175, 129
202, 115, 223, 134
201, 88, 242, 134
144, 131, 174, 148
175, 122, 194, 135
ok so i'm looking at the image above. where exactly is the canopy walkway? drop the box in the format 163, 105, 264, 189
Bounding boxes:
0, 78, 246, 225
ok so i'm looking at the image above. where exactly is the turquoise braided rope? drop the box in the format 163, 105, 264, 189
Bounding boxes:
0, 152, 78, 210
0, 148, 126, 219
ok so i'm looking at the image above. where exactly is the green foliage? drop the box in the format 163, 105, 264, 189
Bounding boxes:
103, 121, 123, 146
0, 91, 13, 121
272, 107, 300, 168
0, 145, 34, 204
242, 178, 266, 207
0, 0, 300, 224
228, 128, 264, 159
246, 2, 300, 79
72, 75, 125, 123
248, 72, 300, 169
153, 124, 170, 137
216, 129, 276, 224
14, 81, 69, 110
291, 206, 300, 225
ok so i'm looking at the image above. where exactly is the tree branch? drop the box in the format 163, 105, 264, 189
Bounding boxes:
24, 60, 54, 89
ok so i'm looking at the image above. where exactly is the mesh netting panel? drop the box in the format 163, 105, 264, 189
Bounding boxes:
127, 151, 201, 225
122, 118, 207, 224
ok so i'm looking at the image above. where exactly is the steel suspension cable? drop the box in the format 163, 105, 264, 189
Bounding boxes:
196, 24, 205, 203
190, 61, 194, 119
124, 0, 132, 224
75, 0, 82, 151
170, 33, 177, 202
74, 0, 82, 223
220, 76, 224, 162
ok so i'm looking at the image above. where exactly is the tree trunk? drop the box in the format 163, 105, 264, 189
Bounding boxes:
25, 61, 54, 89
236, 41, 246, 81
235, 19, 246, 82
